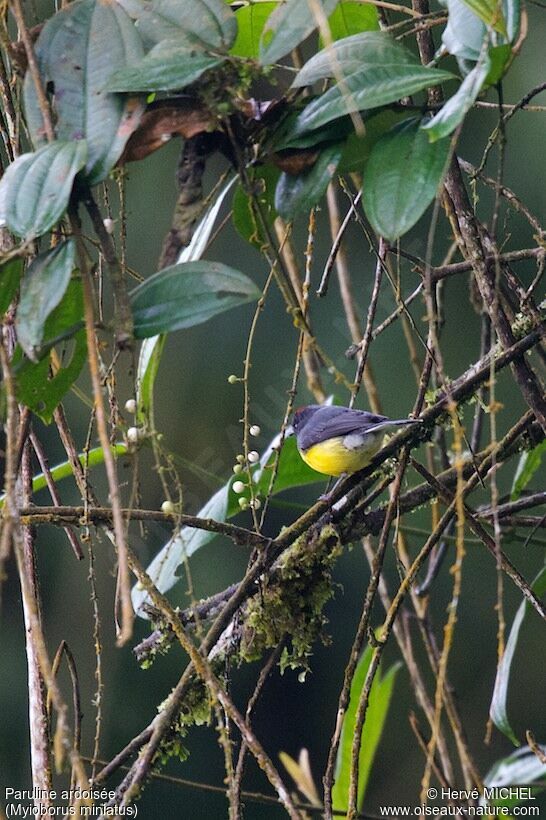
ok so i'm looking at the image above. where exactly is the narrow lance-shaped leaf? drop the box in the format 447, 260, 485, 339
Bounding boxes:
130, 261, 262, 338
260, 0, 340, 65
0, 444, 128, 508
510, 440, 546, 501
362, 117, 450, 241
484, 746, 546, 797
16, 240, 76, 361
292, 32, 454, 135
422, 54, 490, 141
489, 564, 546, 746
23, 0, 144, 185
0, 141, 87, 241
332, 647, 401, 812
442, 0, 486, 62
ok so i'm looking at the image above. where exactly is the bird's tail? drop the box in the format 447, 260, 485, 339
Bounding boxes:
371, 418, 421, 432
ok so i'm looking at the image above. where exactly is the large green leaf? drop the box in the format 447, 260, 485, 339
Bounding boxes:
510, 440, 546, 501
108, 39, 223, 92
422, 56, 490, 141
232, 2, 277, 58
362, 117, 450, 241
275, 142, 343, 220
118, 0, 237, 50
16, 241, 76, 361
0, 257, 23, 315
489, 564, 546, 746
14, 279, 87, 424
292, 32, 454, 134
260, 0, 339, 65
0, 142, 87, 240
131, 261, 261, 338
23, 0, 144, 185
325, 0, 379, 41
332, 648, 400, 812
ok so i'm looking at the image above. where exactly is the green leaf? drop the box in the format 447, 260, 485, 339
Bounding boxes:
485, 746, 546, 796
459, 0, 507, 34
272, 110, 354, 151
422, 56, 490, 141
362, 117, 450, 241
332, 648, 400, 812
14, 279, 87, 424
131, 261, 261, 338
16, 241, 76, 361
490, 565, 546, 746
337, 108, 408, 173
23, 0, 145, 185
119, 0, 237, 50
0, 257, 23, 315
232, 2, 277, 58
484, 44, 512, 86
442, 0, 486, 62
0, 142, 87, 240
325, 0, 379, 41
511, 440, 546, 501
136, 334, 166, 427
275, 142, 343, 220
260, 0, 339, 65
108, 40, 223, 93
292, 32, 454, 134
0, 443, 127, 508
233, 165, 280, 247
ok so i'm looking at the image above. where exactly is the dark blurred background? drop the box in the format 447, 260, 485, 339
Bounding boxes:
1, 1, 545, 817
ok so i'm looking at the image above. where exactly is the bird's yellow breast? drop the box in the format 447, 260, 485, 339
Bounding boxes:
300, 435, 381, 477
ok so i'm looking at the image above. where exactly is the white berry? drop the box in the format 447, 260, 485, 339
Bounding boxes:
249, 425, 261, 437
125, 398, 137, 414
248, 450, 260, 463
233, 480, 246, 494
127, 427, 140, 444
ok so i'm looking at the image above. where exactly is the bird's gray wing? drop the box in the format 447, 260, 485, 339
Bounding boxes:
297, 407, 388, 450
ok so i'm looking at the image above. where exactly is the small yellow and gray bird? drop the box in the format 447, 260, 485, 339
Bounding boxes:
292, 404, 420, 478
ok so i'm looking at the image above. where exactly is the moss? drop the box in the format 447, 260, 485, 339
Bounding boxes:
156, 678, 213, 765
239, 523, 342, 673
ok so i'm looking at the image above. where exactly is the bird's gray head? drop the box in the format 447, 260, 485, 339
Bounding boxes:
292, 405, 321, 435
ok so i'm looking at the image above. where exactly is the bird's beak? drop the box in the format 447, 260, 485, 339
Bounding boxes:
285, 424, 294, 437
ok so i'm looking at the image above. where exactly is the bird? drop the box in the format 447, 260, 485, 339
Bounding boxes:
291, 404, 420, 478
